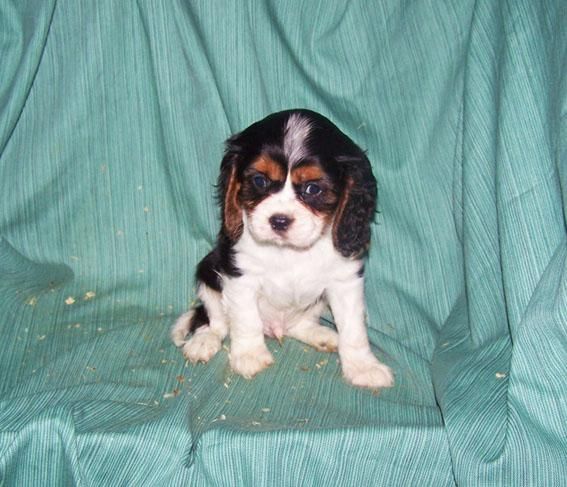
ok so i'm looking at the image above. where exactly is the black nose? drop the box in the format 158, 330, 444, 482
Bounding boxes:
269, 214, 293, 232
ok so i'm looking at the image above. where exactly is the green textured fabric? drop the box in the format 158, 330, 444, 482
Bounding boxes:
1, 1, 565, 485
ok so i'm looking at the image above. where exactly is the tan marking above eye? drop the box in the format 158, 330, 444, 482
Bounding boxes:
291, 164, 325, 184
250, 156, 285, 182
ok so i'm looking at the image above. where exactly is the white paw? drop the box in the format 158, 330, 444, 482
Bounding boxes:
182, 328, 222, 364
312, 327, 339, 352
341, 355, 394, 389
287, 324, 339, 352
230, 344, 274, 379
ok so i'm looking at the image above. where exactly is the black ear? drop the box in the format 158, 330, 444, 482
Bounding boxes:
332, 155, 377, 258
217, 137, 243, 241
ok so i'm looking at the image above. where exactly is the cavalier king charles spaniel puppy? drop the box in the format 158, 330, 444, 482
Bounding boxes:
172, 109, 394, 389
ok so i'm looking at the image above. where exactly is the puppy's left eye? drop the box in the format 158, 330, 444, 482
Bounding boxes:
304, 182, 322, 196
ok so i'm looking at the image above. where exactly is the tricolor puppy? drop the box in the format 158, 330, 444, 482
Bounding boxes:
172, 109, 394, 389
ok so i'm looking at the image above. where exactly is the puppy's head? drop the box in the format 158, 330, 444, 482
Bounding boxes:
217, 110, 377, 257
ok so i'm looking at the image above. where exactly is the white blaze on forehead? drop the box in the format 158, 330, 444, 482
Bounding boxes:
283, 113, 312, 167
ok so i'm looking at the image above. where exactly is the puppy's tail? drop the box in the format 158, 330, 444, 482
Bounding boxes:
170, 304, 209, 346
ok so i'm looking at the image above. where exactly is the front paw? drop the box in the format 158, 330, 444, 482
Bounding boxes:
230, 344, 274, 379
341, 355, 394, 389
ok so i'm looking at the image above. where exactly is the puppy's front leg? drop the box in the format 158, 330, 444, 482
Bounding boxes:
326, 278, 394, 389
223, 278, 274, 378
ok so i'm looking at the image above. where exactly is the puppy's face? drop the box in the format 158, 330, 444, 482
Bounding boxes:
218, 110, 377, 257
240, 154, 339, 249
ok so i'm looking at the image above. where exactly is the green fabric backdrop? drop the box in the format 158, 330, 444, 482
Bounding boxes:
1, 1, 565, 485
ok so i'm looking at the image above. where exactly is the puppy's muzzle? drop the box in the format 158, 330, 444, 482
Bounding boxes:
269, 214, 294, 233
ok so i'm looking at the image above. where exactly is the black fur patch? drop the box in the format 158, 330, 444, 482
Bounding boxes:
189, 304, 209, 333
196, 233, 241, 292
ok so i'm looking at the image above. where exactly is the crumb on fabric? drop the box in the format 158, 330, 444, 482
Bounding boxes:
315, 359, 328, 369
84, 291, 96, 300
163, 388, 180, 399
65, 296, 76, 305
495, 372, 507, 379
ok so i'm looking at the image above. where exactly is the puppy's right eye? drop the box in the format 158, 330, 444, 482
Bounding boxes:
252, 174, 269, 189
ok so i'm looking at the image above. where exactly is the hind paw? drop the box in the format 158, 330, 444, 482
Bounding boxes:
182, 327, 222, 363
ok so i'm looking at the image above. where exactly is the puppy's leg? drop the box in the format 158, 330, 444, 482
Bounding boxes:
326, 278, 394, 389
223, 278, 274, 378
286, 302, 338, 352
178, 284, 228, 364
171, 310, 196, 347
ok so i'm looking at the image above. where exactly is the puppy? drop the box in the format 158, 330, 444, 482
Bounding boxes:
172, 109, 393, 389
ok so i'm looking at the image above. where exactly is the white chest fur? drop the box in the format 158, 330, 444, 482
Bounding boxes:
229, 228, 361, 331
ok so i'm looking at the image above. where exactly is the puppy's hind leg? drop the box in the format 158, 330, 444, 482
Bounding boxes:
171, 306, 206, 347
286, 302, 339, 353
173, 284, 229, 364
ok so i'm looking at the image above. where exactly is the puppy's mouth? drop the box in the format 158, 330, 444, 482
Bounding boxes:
260, 226, 324, 251
260, 231, 301, 248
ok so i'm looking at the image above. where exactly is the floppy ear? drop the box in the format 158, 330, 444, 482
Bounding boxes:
217, 142, 243, 241
332, 156, 377, 258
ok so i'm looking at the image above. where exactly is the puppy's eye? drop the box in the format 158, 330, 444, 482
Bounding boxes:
252, 174, 270, 189
304, 182, 322, 196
